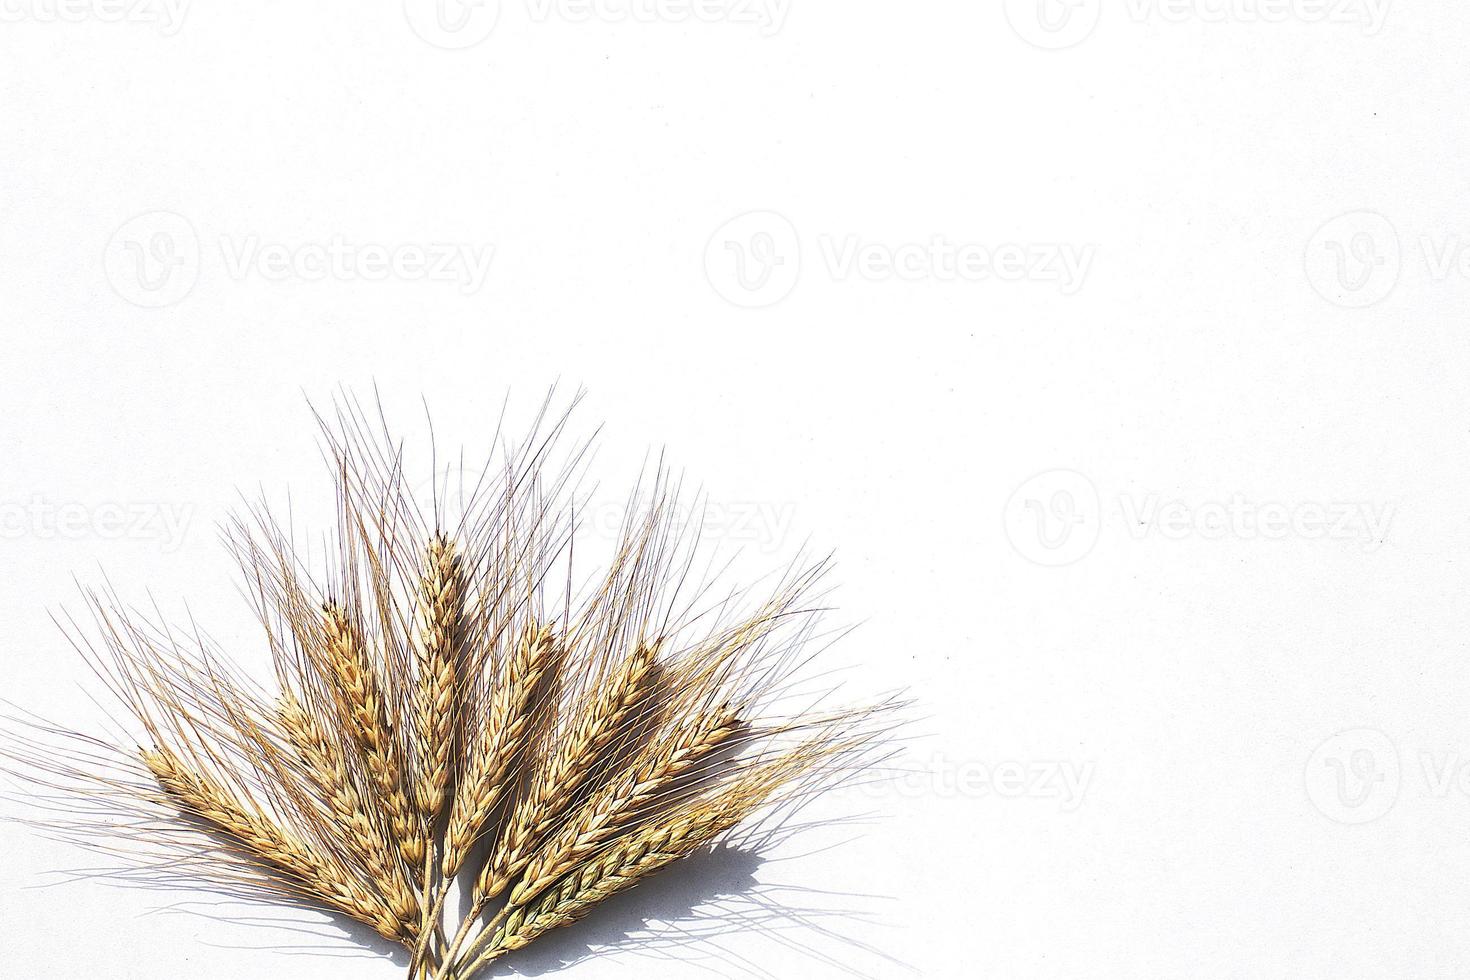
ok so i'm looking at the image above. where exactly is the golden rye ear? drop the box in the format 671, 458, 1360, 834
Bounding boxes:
410, 533, 467, 825
442, 623, 558, 879
1, 393, 901, 980
480, 638, 660, 903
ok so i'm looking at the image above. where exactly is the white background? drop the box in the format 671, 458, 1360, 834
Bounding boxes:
1, 2, 1466, 978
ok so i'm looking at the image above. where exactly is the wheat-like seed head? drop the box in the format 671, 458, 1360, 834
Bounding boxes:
504, 701, 743, 907
277, 693, 419, 929
452, 736, 843, 978
320, 603, 386, 754
1, 394, 901, 980
411, 533, 465, 823
320, 603, 426, 871
478, 639, 660, 900
483, 804, 739, 963
441, 623, 557, 878
142, 746, 412, 942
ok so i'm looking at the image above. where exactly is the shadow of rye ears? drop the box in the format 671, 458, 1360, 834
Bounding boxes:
485, 846, 766, 977
262, 846, 766, 975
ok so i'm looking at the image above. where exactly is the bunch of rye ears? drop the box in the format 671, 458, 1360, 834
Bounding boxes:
1, 400, 897, 979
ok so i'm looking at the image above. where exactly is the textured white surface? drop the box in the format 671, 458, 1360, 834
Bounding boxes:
1, 3, 1468, 977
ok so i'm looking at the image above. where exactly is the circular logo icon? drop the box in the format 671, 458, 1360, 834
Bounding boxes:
1004, 0, 1101, 50
404, 0, 500, 49
705, 211, 801, 309
1304, 210, 1400, 308
103, 210, 200, 308
1003, 469, 1100, 567
1305, 728, 1399, 825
